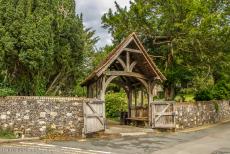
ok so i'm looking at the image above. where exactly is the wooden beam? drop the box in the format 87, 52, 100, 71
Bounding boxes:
96, 38, 134, 76
128, 88, 132, 118
113, 63, 131, 86
105, 71, 148, 80
123, 48, 142, 53
117, 57, 127, 70
126, 51, 130, 71
141, 90, 144, 106
130, 61, 137, 72
134, 90, 137, 117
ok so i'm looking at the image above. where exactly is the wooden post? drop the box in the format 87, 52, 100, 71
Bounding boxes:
98, 75, 106, 129
87, 85, 89, 98
128, 88, 132, 118
100, 76, 106, 101
134, 89, 137, 117
148, 81, 154, 127
126, 51, 130, 72
141, 90, 144, 107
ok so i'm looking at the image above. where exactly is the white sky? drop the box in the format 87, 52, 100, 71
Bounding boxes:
75, 0, 131, 48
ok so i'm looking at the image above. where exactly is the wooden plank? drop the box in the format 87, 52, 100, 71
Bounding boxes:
153, 101, 175, 104
86, 114, 103, 118
86, 102, 104, 125
123, 48, 142, 53
154, 112, 173, 116
117, 57, 127, 70
84, 101, 105, 134
151, 102, 176, 129
105, 71, 148, 80
130, 61, 137, 72
154, 103, 170, 122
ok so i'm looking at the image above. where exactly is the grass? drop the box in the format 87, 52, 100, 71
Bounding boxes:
0, 128, 16, 139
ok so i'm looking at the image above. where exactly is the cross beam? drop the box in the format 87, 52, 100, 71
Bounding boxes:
105, 71, 148, 80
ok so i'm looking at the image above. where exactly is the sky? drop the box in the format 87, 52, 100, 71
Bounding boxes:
75, 0, 131, 48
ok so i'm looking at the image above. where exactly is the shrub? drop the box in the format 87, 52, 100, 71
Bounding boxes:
0, 127, 16, 139
195, 80, 230, 101
194, 89, 213, 101
105, 92, 127, 118
212, 81, 230, 100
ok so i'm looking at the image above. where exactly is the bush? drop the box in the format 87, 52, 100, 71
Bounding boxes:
0, 127, 16, 139
105, 92, 127, 118
195, 80, 230, 101
212, 81, 230, 100
194, 89, 213, 101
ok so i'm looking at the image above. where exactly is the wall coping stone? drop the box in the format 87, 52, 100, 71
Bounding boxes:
0, 96, 99, 102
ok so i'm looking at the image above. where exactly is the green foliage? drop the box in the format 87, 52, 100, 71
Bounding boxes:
102, 0, 230, 99
0, 127, 16, 139
0, 0, 97, 96
175, 94, 195, 102
212, 81, 230, 100
0, 87, 16, 96
195, 80, 230, 101
0, 83, 16, 96
194, 89, 213, 101
105, 92, 127, 118
72, 82, 86, 97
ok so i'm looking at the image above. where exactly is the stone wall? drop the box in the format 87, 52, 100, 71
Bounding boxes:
174, 100, 230, 129
0, 97, 95, 137
1, 97, 230, 137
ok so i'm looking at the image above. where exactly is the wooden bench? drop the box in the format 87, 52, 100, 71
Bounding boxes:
126, 117, 148, 127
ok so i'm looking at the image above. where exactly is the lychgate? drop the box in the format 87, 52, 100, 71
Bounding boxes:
81, 33, 167, 134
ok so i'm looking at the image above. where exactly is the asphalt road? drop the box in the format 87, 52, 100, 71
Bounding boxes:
0, 122, 230, 154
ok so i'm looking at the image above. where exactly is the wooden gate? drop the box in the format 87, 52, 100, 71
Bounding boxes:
83, 100, 105, 134
151, 101, 176, 129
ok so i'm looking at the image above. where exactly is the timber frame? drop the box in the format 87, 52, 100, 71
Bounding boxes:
81, 33, 166, 127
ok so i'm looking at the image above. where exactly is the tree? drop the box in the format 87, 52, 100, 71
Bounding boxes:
0, 0, 97, 96
102, 0, 230, 100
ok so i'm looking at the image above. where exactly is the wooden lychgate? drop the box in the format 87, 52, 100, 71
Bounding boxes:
81, 33, 166, 131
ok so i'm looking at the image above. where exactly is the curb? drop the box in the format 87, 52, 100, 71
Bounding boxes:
120, 132, 147, 136
178, 119, 230, 133
0, 137, 40, 144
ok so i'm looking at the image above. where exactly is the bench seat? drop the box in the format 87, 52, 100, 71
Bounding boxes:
126, 117, 149, 127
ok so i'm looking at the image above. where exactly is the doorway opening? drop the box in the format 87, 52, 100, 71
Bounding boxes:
104, 76, 150, 129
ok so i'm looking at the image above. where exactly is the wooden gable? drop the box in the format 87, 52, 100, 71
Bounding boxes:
81, 32, 166, 86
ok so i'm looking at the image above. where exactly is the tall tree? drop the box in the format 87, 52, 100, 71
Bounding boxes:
0, 0, 97, 96
102, 0, 230, 100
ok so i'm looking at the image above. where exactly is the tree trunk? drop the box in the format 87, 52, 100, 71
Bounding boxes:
164, 42, 175, 101
164, 83, 175, 101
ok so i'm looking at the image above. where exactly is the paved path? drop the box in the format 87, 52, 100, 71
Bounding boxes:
1, 122, 230, 154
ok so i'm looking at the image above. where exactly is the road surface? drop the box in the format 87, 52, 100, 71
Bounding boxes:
0, 122, 230, 154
